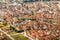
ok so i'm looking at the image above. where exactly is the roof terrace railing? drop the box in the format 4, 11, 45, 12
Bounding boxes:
0, 0, 60, 4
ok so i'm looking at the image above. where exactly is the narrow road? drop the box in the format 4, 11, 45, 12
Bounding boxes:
0, 28, 15, 40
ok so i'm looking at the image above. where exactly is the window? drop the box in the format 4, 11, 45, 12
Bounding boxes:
42, 0, 51, 1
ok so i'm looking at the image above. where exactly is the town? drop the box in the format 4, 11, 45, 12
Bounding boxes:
0, 0, 60, 40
